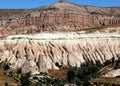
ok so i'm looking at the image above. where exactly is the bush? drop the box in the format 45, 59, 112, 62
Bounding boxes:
83, 82, 91, 86
67, 61, 101, 85
104, 60, 111, 66
96, 60, 101, 66
67, 67, 76, 83
35, 81, 42, 86
73, 77, 82, 86
4, 64, 10, 70
21, 72, 31, 86
17, 68, 22, 74
112, 57, 115, 63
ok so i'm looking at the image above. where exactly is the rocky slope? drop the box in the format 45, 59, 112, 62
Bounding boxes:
0, 1, 120, 37
0, 33, 120, 74
0, 1, 120, 75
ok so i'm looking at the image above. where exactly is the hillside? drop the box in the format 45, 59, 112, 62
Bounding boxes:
0, 1, 120, 85
0, 1, 119, 37
0, 1, 120, 17
0, 32, 120, 74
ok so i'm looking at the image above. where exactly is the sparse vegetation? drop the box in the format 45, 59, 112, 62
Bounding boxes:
67, 61, 101, 85
0, 57, 120, 86
4, 64, 10, 71
115, 57, 120, 69
34, 81, 42, 86
66, 58, 120, 86
104, 60, 112, 66
21, 72, 31, 86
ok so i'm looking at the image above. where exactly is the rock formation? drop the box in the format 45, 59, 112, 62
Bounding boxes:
0, 33, 120, 74
0, 1, 119, 37
0, 1, 120, 74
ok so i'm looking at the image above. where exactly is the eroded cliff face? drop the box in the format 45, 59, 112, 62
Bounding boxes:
0, 1, 120, 75
0, 33, 120, 74
0, 1, 120, 37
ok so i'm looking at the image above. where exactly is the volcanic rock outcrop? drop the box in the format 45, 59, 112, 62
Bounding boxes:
0, 1, 120, 74
0, 1, 120, 37
0, 33, 120, 74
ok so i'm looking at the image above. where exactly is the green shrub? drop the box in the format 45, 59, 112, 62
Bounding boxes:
112, 57, 115, 63
73, 77, 82, 86
96, 60, 101, 66
17, 68, 22, 74
67, 67, 76, 83
35, 81, 42, 86
21, 72, 31, 86
104, 60, 111, 66
4, 64, 10, 70
67, 61, 101, 85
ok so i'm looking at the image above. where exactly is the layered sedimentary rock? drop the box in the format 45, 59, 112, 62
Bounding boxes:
0, 1, 120, 75
0, 33, 120, 74
0, 1, 120, 37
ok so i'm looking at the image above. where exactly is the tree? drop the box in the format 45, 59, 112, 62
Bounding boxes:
115, 57, 120, 69
112, 57, 115, 63
96, 60, 101, 66
35, 81, 42, 86
21, 72, 31, 86
83, 82, 91, 86
67, 67, 76, 83
17, 68, 22, 74
21, 75, 29, 86
67, 61, 101, 85
73, 77, 82, 86
104, 60, 111, 66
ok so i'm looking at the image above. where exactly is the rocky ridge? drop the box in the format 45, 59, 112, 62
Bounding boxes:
0, 33, 120, 74
0, 1, 120, 75
0, 1, 120, 37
